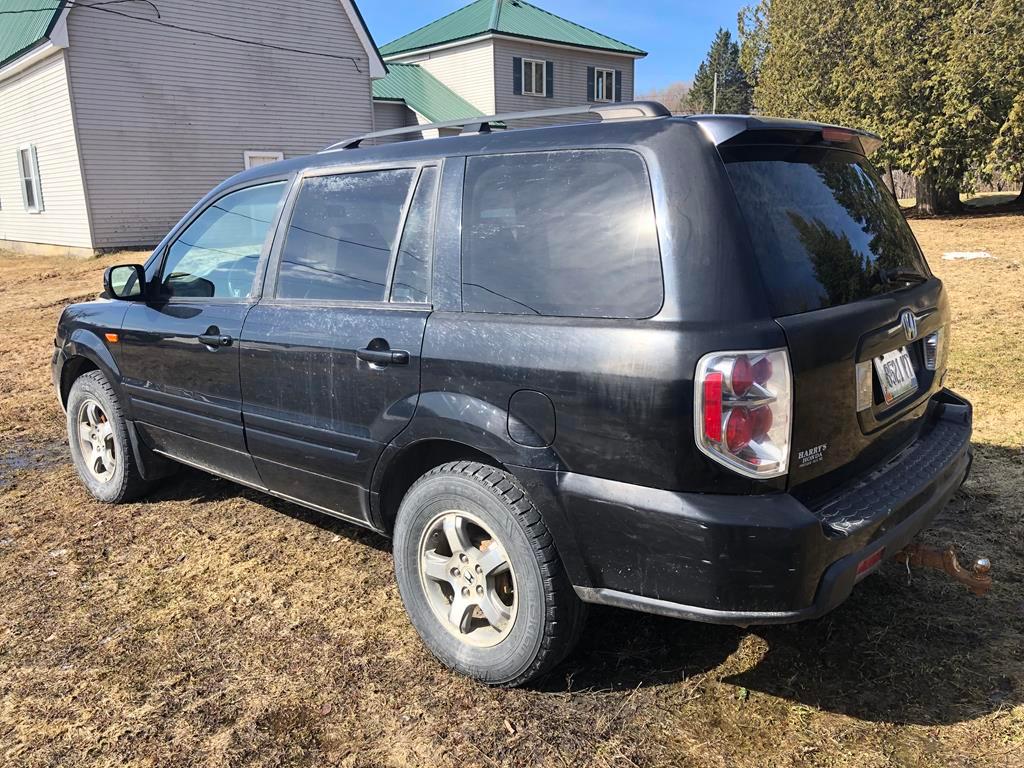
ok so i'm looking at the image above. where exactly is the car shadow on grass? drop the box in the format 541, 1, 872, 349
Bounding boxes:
542, 462, 1023, 726
143, 466, 392, 553
544, 565, 1020, 725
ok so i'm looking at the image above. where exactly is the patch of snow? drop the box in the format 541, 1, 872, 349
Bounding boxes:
942, 251, 993, 260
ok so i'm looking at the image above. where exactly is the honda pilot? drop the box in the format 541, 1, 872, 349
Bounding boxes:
52, 103, 973, 686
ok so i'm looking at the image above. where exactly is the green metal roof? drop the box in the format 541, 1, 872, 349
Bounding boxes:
373, 62, 489, 123
0, 0, 64, 68
380, 0, 645, 58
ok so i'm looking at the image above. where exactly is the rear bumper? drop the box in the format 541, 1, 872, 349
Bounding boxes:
516, 388, 972, 625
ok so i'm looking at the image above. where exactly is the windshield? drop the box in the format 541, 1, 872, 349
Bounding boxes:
723, 146, 930, 317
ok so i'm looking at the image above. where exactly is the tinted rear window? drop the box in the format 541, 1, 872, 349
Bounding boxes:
461, 150, 662, 318
723, 147, 929, 316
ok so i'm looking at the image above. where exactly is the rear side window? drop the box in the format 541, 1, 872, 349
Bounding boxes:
277, 169, 415, 301
461, 150, 662, 318
723, 146, 930, 316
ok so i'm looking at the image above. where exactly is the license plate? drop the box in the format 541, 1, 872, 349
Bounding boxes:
873, 347, 918, 405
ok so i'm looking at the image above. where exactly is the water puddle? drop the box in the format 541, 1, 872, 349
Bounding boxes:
0, 437, 67, 488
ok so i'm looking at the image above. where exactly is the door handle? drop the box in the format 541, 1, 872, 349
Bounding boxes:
356, 347, 409, 366
198, 333, 233, 348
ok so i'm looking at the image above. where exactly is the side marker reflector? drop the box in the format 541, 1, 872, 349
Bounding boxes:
104, 333, 119, 343
856, 547, 885, 580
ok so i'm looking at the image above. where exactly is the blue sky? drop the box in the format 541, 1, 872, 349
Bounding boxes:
359, 0, 748, 93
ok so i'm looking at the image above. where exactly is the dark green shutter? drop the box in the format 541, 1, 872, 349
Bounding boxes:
16, 149, 28, 210
32, 144, 43, 212
586, 66, 595, 101
615, 70, 623, 102
545, 61, 554, 98
513, 57, 522, 95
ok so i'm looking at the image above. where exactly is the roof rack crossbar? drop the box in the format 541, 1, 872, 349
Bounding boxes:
323, 101, 671, 151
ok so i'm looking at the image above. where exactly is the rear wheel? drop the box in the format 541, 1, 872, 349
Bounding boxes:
66, 370, 150, 503
393, 461, 586, 686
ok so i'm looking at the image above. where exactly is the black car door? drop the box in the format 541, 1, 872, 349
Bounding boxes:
239, 162, 440, 522
119, 180, 289, 485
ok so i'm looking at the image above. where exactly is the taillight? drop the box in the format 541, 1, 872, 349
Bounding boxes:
695, 349, 792, 478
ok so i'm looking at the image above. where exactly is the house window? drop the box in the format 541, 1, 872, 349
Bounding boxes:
243, 151, 284, 170
522, 59, 546, 96
594, 68, 615, 102
17, 145, 43, 213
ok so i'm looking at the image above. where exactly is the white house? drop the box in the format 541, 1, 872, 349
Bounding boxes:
0, 0, 385, 257
371, 0, 647, 135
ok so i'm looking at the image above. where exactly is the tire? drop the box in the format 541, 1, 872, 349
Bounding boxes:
393, 461, 586, 687
66, 370, 150, 503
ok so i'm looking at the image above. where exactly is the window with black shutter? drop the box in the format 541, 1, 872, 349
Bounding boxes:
521, 58, 546, 96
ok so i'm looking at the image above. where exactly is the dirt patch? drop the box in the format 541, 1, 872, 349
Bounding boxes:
1, 219, 1023, 767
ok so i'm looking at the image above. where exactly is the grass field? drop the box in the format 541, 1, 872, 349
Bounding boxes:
1, 213, 1022, 767
898, 190, 1022, 209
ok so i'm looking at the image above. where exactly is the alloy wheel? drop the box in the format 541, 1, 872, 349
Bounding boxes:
417, 509, 518, 648
77, 398, 116, 483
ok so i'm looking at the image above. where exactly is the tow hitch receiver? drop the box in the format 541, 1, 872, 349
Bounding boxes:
895, 543, 993, 596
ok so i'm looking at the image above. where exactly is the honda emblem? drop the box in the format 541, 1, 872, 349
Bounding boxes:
900, 310, 917, 341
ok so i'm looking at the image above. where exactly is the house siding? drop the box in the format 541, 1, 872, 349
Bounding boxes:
389, 39, 495, 115
0, 51, 92, 251
65, 0, 375, 249
492, 39, 636, 127
372, 100, 417, 143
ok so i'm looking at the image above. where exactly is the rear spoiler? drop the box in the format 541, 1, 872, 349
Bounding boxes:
685, 115, 883, 156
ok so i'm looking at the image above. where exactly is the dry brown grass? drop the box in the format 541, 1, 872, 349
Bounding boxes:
1, 213, 1022, 767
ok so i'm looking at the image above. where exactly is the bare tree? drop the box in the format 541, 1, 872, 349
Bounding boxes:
637, 81, 692, 114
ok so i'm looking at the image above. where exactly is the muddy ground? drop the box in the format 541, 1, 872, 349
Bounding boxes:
1, 214, 1022, 767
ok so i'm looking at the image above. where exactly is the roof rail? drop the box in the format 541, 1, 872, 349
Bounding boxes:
322, 101, 671, 152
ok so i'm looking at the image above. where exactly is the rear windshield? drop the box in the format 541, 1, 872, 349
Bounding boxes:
723, 146, 929, 316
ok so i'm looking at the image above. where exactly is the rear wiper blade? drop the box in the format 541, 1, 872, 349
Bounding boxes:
879, 268, 928, 285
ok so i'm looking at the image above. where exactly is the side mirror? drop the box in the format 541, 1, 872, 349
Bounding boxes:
103, 264, 147, 300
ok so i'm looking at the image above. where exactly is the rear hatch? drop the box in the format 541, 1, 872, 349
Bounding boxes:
719, 132, 949, 503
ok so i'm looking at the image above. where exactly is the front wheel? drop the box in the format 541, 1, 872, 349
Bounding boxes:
66, 370, 150, 503
393, 461, 586, 687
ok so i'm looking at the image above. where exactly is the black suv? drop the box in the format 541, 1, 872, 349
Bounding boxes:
52, 102, 973, 686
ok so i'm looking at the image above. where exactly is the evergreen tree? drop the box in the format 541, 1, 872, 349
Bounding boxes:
987, 94, 1024, 205
743, 0, 1024, 215
737, 0, 771, 89
981, 1, 1024, 205
687, 29, 753, 115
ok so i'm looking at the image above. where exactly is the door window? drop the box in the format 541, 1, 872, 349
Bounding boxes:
461, 150, 663, 318
391, 166, 439, 304
277, 169, 416, 301
161, 182, 285, 299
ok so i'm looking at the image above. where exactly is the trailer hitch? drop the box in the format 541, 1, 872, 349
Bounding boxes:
895, 543, 993, 596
